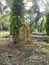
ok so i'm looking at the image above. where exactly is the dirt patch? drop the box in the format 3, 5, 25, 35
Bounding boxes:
0, 39, 49, 65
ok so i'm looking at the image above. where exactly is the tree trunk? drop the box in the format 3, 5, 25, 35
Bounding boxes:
46, 14, 49, 35
10, 0, 24, 43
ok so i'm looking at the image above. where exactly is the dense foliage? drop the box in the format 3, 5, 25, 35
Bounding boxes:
0, 0, 49, 35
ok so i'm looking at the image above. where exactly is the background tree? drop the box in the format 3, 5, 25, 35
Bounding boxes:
0, 0, 10, 31
0, 0, 49, 34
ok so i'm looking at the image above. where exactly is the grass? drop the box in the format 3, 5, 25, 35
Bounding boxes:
0, 31, 49, 65
0, 31, 9, 37
0, 31, 12, 41
37, 42, 49, 53
31, 34, 49, 39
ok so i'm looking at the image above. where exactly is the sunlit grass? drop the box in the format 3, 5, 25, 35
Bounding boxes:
0, 31, 9, 37
0, 31, 12, 41
31, 34, 49, 38
38, 42, 49, 53
0, 38, 12, 41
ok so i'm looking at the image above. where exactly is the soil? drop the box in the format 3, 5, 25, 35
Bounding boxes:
0, 39, 49, 65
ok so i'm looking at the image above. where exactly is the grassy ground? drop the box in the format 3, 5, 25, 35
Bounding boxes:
31, 34, 49, 38
0, 31, 9, 37
0, 31, 49, 65
0, 31, 12, 41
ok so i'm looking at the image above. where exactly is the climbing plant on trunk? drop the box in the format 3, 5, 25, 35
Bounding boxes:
10, 0, 24, 43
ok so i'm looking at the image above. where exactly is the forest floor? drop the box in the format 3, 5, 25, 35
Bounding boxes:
0, 31, 49, 65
